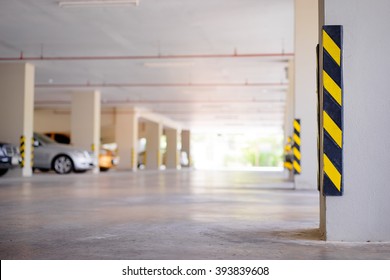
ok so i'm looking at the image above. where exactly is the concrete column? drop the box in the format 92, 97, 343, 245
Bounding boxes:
284, 59, 295, 181
115, 109, 138, 171
165, 128, 179, 169
181, 130, 191, 167
294, 0, 319, 189
284, 59, 295, 140
71, 91, 101, 174
145, 121, 162, 170
0, 63, 34, 177
319, 0, 390, 241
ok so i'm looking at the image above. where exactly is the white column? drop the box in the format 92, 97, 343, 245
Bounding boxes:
319, 0, 390, 241
115, 109, 138, 171
294, 0, 319, 189
165, 128, 179, 169
181, 130, 191, 167
145, 121, 162, 170
71, 91, 101, 174
284, 59, 295, 140
0, 63, 34, 177
284, 59, 295, 181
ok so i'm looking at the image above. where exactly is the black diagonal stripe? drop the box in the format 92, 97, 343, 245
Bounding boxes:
323, 51, 342, 87
323, 25, 342, 49
323, 174, 342, 196
323, 90, 342, 129
323, 132, 342, 172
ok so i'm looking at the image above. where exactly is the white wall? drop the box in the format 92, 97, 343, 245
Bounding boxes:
34, 109, 71, 133
34, 108, 116, 143
320, 0, 390, 241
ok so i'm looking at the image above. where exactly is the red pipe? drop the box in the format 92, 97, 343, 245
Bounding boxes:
0, 52, 294, 62
36, 82, 288, 88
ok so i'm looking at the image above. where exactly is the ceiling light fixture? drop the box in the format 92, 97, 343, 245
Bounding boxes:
58, 0, 139, 8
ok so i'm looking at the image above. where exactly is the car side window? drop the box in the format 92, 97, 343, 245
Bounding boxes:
54, 134, 70, 144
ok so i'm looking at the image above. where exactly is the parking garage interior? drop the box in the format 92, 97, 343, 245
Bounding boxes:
1, 0, 390, 260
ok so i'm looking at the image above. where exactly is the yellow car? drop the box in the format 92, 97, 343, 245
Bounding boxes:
99, 148, 119, 172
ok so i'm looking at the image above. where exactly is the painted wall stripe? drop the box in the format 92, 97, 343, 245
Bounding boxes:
293, 160, 301, 174
323, 70, 342, 105
293, 118, 301, 175
323, 154, 341, 191
323, 111, 342, 148
284, 162, 293, 170
293, 147, 301, 161
284, 136, 293, 171
19, 136, 25, 168
293, 120, 301, 133
323, 30, 341, 66
293, 134, 301, 146
321, 25, 343, 196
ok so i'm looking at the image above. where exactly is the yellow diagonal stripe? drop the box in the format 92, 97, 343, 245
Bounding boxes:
293, 161, 301, 173
323, 30, 341, 66
324, 154, 341, 191
293, 147, 301, 160
323, 70, 342, 106
293, 134, 301, 146
284, 162, 293, 171
293, 120, 301, 133
323, 111, 342, 148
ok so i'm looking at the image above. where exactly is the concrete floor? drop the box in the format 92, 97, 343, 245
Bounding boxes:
0, 170, 389, 260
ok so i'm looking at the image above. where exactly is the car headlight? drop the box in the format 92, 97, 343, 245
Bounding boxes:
0, 147, 4, 157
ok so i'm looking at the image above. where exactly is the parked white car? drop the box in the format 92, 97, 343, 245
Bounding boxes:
33, 133, 95, 174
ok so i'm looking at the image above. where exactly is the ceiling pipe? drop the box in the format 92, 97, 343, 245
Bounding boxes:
35, 99, 285, 105
154, 111, 284, 115
36, 82, 288, 88
0, 52, 294, 62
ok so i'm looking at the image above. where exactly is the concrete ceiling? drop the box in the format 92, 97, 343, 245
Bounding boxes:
0, 0, 294, 131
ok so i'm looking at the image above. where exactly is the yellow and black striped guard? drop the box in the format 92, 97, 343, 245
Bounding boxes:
322, 25, 343, 196
19, 135, 25, 168
283, 136, 293, 171
293, 119, 301, 175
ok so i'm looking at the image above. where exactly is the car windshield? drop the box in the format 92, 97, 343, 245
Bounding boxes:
34, 133, 56, 145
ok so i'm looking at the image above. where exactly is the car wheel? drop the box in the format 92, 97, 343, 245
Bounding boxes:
53, 155, 73, 174
0, 168, 8, 177
100, 167, 109, 172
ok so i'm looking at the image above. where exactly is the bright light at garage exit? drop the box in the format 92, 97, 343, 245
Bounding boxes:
190, 126, 284, 171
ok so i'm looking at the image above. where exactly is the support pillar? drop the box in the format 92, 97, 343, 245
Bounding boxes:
115, 109, 138, 171
71, 91, 101, 174
319, 0, 390, 241
181, 130, 191, 167
294, 0, 318, 189
145, 121, 162, 170
284, 60, 295, 181
0, 63, 34, 177
165, 128, 179, 169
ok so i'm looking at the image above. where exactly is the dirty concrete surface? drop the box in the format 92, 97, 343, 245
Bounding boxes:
0, 170, 389, 260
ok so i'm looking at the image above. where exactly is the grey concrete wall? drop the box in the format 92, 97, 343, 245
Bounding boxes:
320, 0, 390, 241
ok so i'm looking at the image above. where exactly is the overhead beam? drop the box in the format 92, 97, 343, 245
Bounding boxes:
35, 82, 288, 89
0, 52, 294, 62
